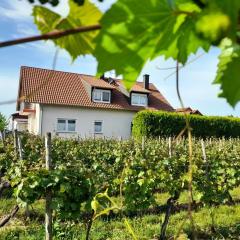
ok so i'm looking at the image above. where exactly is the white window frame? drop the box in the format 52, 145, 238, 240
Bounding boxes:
56, 118, 76, 133
94, 120, 103, 134
131, 93, 148, 106
92, 89, 111, 103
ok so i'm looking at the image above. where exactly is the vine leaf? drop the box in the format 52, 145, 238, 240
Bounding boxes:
33, 0, 102, 60
94, 0, 209, 89
214, 39, 240, 107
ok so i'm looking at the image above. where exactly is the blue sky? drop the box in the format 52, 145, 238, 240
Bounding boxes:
0, 0, 239, 118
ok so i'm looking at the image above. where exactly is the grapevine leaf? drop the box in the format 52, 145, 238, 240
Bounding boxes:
213, 0, 240, 40
196, 12, 231, 43
33, 0, 102, 60
94, 0, 209, 89
214, 39, 240, 107
195, 0, 240, 44
91, 199, 99, 213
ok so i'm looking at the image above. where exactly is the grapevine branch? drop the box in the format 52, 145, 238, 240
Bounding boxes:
0, 24, 101, 48
0, 205, 19, 227
175, 61, 196, 239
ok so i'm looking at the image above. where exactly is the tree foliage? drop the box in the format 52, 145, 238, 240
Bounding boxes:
0, 113, 7, 132
32, 0, 240, 106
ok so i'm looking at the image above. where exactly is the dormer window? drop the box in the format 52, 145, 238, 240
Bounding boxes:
131, 93, 148, 106
93, 89, 111, 103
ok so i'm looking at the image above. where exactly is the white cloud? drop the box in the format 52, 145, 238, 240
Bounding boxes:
92, 0, 116, 12
26, 40, 70, 60
0, 0, 33, 21
49, 0, 69, 16
0, 75, 18, 107
16, 24, 38, 36
0, 0, 70, 22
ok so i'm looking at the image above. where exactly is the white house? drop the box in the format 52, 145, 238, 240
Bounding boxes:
16, 66, 174, 139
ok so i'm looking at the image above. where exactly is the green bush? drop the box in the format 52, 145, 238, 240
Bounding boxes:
132, 110, 240, 138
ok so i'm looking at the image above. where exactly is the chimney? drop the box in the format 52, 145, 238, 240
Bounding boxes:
143, 74, 149, 89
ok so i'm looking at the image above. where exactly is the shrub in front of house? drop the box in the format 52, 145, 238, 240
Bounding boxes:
132, 110, 240, 138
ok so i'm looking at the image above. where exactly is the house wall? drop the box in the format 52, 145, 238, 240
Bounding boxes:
28, 113, 36, 133
40, 105, 135, 139
27, 103, 41, 134
13, 120, 28, 131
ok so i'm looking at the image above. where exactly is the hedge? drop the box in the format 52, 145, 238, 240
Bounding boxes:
132, 110, 240, 138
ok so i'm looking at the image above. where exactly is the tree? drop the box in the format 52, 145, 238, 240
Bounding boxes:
0, 113, 7, 145
0, 113, 7, 132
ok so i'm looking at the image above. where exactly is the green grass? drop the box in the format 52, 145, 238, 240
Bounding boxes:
1, 205, 240, 239
1, 191, 240, 240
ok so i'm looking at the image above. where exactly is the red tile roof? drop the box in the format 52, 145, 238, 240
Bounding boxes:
17, 66, 174, 112
81, 74, 115, 89
130, 83, 151, 93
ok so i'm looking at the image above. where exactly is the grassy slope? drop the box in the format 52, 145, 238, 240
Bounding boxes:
1, 189, 240, 239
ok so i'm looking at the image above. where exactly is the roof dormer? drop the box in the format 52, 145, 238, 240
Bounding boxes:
130, 74, 151, 107
131, 92, 148, 106
92, 88, 111, 103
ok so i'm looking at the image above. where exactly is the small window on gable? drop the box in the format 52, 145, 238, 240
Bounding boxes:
94, 121, 103, 134
131, 93, 148, 106
57, 119, 76, 132
93, 89, 111, 103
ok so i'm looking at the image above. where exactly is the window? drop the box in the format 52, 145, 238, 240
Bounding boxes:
57, 119, 66, 131
131, 93, 148, 106
102, 91, 110, 102
93, 89, 111, 103
57, 119, 76, 132
93, 90, 101, 101
68, 120, 76, 132
94, 121, 103, 134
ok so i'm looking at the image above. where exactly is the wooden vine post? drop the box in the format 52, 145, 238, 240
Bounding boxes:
18, 136, 23, 160
17, 135, 30, 217
1, 129, 6, 148
201, 139, 207, 162
45, 132, 53, 240
13, 129, 18, 157
168, 137, 172, 158
160, 136, 176, 240
142, 136, 145, 150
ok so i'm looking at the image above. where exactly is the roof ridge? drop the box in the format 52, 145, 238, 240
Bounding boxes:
21, 66, 155, 85
21, 66, 101, 79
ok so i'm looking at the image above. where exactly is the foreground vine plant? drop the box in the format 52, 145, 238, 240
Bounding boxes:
27, 0, 240, 107
1, 134, 240, 238
174, 61, 196, 239
89, 148, 139, 240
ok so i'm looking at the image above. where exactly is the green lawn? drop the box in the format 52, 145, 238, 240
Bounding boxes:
1, 189, 240, 240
